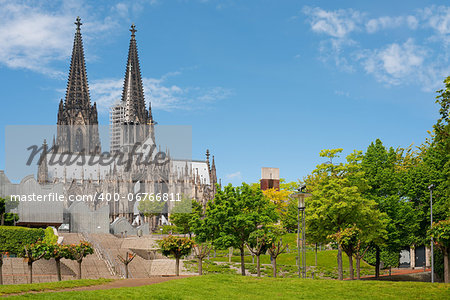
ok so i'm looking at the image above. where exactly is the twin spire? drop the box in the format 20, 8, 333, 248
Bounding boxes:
63, 17, 152, 125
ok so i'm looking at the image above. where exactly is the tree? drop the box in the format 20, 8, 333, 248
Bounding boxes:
41, 242, 71, 281
21, 242, 46, 283
305, 149, 387, 280
66, 242, 94, 279
192, 242, 212, 275
0, 252, 3, 285
117, 251, 136, 279
245, 228, 272, 277
429, 218, 450, 283
138, 197, 166, 231
169, 197, 202, 238
197, 183, 278, 276
158, 235, 194, 276
0, 197, 19, 226
266, 226, 288, 278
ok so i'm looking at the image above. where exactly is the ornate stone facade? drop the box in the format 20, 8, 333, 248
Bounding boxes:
33, 18, 218, 233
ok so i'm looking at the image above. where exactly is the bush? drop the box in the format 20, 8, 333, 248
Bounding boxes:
43, 227, 58, 244
0, 226, 45, 254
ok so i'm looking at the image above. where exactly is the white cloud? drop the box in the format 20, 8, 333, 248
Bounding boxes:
0, 0, 135, 76
359, 39, 427, 86
90, 72, 232, 113
226, 171, 241, 179
422, 5, 450, 35
302, 5, 450, 90
302, 6, 363, 38
366, 16, 418, 33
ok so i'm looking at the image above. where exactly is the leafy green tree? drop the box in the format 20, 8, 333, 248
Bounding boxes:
362, 139, 419, 276
41, 242, 71, 281
65, 242, 94, 279
305, 149, 387, 280
169, 197, 202, 238
0, 197, 19, 226
138, 197, 166, 231
429, 218, 450, 283
266, 226, 288, 278
245, 228, 273, 277
158, 235, 194, 276
195, 183, 278, 276
21, 242, 46, 283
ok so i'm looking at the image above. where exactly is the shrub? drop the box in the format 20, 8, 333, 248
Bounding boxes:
43, 227, 58, 244
0, 226, 44, 254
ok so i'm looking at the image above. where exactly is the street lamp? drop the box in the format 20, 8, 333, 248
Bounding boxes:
428, 184, 435, 283
291, 185, 311, 279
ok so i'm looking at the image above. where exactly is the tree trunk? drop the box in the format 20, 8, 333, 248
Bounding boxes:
375, 247, 380, 278
0, 257, 3, 285
444, 247, 449, 283
175, 257, 180, 276
240, 246, 246, 276
256, 255, 261, 277
272, 257, 277, 278
348, 253, 354, 280
198, 258, 203, 275
315, 243, 318, 266
77, 260, 82, 279
28, 261, 33, 284
356, 257, 361, 280
55, 258, 62, 281
337, 245, 343, 280
229, 247, 233, 263
1, 213, 4, 226
125, 264, 129, 279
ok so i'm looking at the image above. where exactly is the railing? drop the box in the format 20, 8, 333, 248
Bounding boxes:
81, 232, 131, 278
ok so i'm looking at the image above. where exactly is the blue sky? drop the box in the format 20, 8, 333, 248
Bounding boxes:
0, 0, 449, 185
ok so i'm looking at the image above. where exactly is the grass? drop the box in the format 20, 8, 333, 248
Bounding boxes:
196, 243, 379, 279
0, 279, 113, 296
4, 274, 449, 299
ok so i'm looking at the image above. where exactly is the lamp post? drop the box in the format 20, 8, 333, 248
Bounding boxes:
428, 184, 435, 283
292, 186, 311, 279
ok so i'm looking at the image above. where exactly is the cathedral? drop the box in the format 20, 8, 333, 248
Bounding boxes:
30, 17, 217, 233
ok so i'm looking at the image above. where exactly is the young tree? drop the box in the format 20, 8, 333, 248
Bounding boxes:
21, 242, 46, 283
169, 198, 203, 238
198, 183, 278, 276
192, 242, 212, 275
117, 251, 136, 279
245, 229, 272, 277
66, 242, 94, 279
0, 252, 3, 285
41, 243, 71, 281
266, 227, 288, 278
158, 235, 194, 276
429, 218, 450, 283
138, 197, 166, 231
306, 149, 387, 280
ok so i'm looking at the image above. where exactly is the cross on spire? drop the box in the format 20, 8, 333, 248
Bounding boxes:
130, 23, 137, 38
75, 16, 82, 30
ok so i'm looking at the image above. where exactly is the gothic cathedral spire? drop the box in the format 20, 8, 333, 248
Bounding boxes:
56, 17, 101, 154
64, 16, 92, 110
121, 24, 149, 124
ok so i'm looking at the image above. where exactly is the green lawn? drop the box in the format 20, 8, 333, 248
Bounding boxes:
188, 237, 379, 279
0, 279, 112, 296
4, 275, 449, 299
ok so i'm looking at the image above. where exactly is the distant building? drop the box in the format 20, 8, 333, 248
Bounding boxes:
260, 167, 279, 191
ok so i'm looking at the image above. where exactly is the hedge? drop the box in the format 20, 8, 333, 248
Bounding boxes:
0, 226, 45, 254
43, 227, 58, 244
